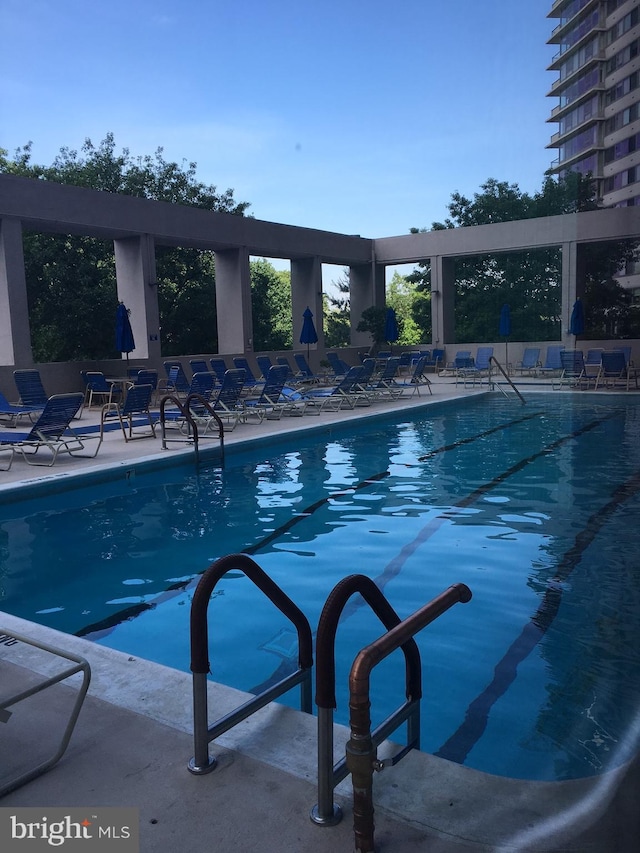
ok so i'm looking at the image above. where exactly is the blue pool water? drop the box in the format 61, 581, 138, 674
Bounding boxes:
1, 393, 640, 782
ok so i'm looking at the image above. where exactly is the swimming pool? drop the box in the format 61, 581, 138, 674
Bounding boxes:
1, 393, 639, 782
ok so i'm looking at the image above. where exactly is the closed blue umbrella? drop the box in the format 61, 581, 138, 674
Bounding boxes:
384, 307, 399, 347
116, 302, 135, 360
499, 303, 511, 367
570, 298, 585, 339
300, 306, 318, 357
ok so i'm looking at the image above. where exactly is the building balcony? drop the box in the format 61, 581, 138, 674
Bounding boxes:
548, 0, 601, 39
548, 27, 606, 71
547, 114, 603, 148
547, 52, 606, 95
547, 82, 606, 121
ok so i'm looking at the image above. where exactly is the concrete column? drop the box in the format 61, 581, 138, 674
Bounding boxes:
349, 261, 385, 348
113, 235, 160, 361
214, 248, 253, 354
561, 241, 578, 345
0, 218, 33, 366
291, 257, 324, 352
431, 255, 456, 345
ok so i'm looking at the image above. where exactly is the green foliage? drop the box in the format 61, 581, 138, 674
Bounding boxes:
323, 270, 351, 348
409, 173, 636, 343
250, 259, 292, 350
357, 306, 387, 348
1, 135, 249, 361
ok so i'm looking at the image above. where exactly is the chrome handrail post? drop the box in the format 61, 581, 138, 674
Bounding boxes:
188, 672, 217, 775
310, 706, 343, 826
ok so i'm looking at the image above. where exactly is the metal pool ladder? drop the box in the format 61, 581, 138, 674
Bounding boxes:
188, 553, 313, 774
159, 393, 225, 465
311, 575, 472, 853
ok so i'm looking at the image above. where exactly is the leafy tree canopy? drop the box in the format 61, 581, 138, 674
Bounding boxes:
0, 135, 250, 361
408, 173, 638, 343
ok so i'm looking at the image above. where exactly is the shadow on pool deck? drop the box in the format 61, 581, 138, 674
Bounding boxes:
2, 378, 640, 851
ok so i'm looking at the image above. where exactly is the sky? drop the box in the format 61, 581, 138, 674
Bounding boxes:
1, 0, 556, 247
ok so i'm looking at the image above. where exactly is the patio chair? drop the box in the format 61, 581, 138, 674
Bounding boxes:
553, 350, 588, 390
255, 355, 274, 381
210, 358, 229, 384
594, 351, 639, 391
538, 345, 565, 377
583, 348, 604, 380
0, 390, 42, 427
189, 359, 211, 376
209, 369, 247, 430
243, 365, 299, 421
160, 362, 190, 396
326, 352, 350, 379
276, 356, 299, 383
82, 371, 119, 409
364, 357, 404, 400
513, 348, 540, 376
293, 353, 321, 384
304, 365, 371, 411
101, 384, 157, 441
233, 356, 261, 388
613, 346, 633, 367
394, 354, 433, 396
458, 347, 493, 385
0, 393, 100, 465
188, 371, 216, 398
13, 369, 49, 408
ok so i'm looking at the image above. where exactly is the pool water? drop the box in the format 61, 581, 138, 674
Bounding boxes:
1, 393, 640, 782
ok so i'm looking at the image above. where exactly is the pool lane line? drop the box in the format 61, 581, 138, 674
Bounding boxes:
74, 411, 543, 640
435, 469, 640, 767
244, 411, 544, 556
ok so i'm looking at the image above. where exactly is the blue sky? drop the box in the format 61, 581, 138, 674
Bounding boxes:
2, 0, 555, 241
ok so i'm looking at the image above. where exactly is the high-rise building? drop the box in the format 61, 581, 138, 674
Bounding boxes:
546, 0, 640, 208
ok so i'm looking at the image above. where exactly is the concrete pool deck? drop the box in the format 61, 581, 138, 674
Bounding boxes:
2, 375, 640, 852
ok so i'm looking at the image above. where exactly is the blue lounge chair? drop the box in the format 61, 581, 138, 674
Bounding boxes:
13, 369, 49, 408
538, 345, 565, 377
364, 357, 404, 400
293, 353, 321, 384
393, 355, 433, 396
255, 355, 274, 381
82, 371, 118, 409
189, 359, 211, 376
0, 390, 42, 427
161, 362, 190, 396
553, 350, 588, 390
101, 384, 157, 441
326, 352, 350, 379
0, 393, 100, 465
209, 369, 246, 430
233, 356, 261, 388
595, 351, 638, 391
209, 358, 229, 384
513, 348, 540, 376
304, 365, 371, 411
243, 366, 294, 421
276, 356, 299, 383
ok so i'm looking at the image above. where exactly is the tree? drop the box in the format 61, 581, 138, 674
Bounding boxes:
0, 135, 249, 361
356, 306, 388, 352
250, 259, 292, 351
323, 270, 350, 348
408, 173, 638, 344
386, 272, 423, 346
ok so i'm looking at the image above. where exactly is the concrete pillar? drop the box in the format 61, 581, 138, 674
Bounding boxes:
349, 261, 385, 348
113, 235, 160, 361
431, 255, 456, 345
214, 248, 253, 354
291, 257, 324, 352
561, 241, 578, 346
0, 218, 33, 366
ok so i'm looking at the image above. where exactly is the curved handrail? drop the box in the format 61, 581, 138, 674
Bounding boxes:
159, 393, 224, 460
489, 356, 526, 404
189, 553, 313, 774
347, 582, 472, 853
312, 574, 422, 826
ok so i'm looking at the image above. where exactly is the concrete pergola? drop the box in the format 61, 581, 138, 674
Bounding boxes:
0, 173, 638, 368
